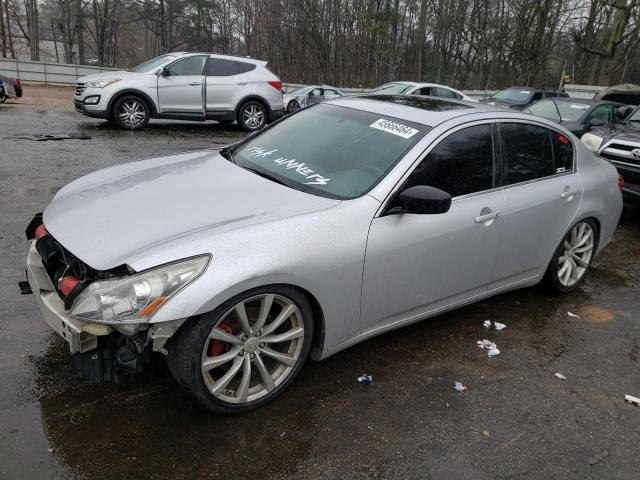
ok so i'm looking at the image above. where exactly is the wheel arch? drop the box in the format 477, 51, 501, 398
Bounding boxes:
107, 89, 158, 118
236, 95, 270, 117
168, 281, 327, 360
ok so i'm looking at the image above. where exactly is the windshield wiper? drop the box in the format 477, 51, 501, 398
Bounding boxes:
241, 166, 288, 186
219, 147, 236, 164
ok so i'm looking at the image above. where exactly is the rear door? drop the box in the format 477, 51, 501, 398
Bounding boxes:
491, 122, 581, 287
157, 55, 207, 115
205, 57, 254, 113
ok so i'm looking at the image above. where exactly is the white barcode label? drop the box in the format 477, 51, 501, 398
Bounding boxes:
370, 119, 419, 139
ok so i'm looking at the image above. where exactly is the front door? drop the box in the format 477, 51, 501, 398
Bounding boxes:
492, 122, 582, 287
157, 55, 207, 115
361, 123, 505, 331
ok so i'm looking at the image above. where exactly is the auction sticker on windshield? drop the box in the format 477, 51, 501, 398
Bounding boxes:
370, 119, 419, 139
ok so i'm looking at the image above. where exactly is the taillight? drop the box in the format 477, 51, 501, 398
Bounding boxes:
34, 224, 47, 239
618, 174, 624, 191
268, 81, 282, 91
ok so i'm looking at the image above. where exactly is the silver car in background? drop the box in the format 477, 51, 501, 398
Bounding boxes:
23, 95, 622, 413
371, 81, 477, 101
74, 52, 284, 131
283, 85, 344, 114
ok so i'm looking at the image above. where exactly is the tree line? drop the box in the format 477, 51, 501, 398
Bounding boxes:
1, 0, 639, 89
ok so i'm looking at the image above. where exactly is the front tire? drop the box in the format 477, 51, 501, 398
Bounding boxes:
287, 100, 301, 114
112, 95, 150, 130
544, 219, 598, 293
237, 100, 267, 132
167, 285, 314, 414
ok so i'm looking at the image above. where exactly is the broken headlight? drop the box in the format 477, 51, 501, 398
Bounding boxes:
70, 256, 209, 324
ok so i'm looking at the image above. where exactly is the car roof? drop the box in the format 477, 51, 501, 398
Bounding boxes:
327, 94, 505, 127
174, 51, 266, 65
543, 97, 623, 106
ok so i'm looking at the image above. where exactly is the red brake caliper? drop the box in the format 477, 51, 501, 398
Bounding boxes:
208, 323, 234, 357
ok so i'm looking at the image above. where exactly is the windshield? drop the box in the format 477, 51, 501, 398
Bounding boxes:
526, 100, 590, 122
231, 104, 428, 199
372, 83, 413, 94
627, 108, 640, 126
129, 54, 176, 73
491, 88, 533, 103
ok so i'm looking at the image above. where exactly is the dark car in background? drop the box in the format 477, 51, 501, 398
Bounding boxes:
482, 87, 568, 110
524, 97, 629, 137
582, 106, 640, 201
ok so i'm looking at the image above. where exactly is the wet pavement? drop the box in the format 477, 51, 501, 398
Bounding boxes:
1, 103, 640, 479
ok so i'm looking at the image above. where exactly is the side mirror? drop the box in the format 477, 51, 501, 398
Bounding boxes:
160, 66, 170, 77
588, 118, 605, 128
397, 186, 452, 215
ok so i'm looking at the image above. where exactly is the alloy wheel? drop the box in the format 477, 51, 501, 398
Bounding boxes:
557, 221, 595, 287
118, 100, 146, 128
288, 101, 300, 114
200, 293, 304, 404
242, 104, 265, 129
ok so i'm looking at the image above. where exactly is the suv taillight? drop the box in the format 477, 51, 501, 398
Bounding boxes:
268, 81, 282, 91
618, 174, 624, 191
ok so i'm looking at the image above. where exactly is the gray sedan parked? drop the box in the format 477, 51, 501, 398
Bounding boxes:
23, 95, 622, 413
283, 85, 344, 114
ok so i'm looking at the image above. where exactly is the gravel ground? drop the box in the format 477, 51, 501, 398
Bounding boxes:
1, 97, 639, 480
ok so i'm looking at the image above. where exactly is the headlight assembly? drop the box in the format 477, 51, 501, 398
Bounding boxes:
86, 78, 121, 88
581, 133, 604, 152
70, 255, 209, 324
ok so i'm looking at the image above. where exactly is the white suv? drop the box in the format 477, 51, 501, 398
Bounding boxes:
73, 52, 284, 131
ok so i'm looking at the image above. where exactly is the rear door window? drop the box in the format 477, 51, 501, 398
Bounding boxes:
206, 58, 239, 76
551, 131, 574, 173
403, 124, 495, 197
435, 87, 461, 99
499, 123, 555, 185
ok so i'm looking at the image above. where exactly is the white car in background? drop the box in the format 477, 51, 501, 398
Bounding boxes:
370, 81, 477, 102
73, 52, 284, 131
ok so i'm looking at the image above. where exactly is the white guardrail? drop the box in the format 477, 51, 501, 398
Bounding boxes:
0, 57, 605, 100
0, 58, 118, 84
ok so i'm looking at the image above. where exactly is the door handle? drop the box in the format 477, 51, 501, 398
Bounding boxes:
560, 189, 579, 199
475, 211, 502, 223
189, 82, 201, 86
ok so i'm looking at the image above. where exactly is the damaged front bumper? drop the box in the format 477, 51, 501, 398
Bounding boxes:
24, 241, 112, 353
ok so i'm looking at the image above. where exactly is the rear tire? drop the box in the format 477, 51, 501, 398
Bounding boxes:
167, 285, 314, 414
111, 95, 150, 130
237, 100, 267, 132
544, 218, 598, 293
286, 100, 301, 114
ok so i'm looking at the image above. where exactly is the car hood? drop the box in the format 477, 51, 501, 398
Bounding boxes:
43, 150, 339, 270
591, 124, 640, 143
77, 70, 144, 83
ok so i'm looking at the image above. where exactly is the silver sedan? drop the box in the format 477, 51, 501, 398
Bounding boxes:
283, 85, 344, 114
24, 95, 622, 413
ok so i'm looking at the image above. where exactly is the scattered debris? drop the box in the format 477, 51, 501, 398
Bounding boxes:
625, 394, 640, 406
47, 448, 54, 453
554, 373, 567, 380
567, 311, 580, 319
587, 449, 610, 466
7, 133, 92, 141
494, 322, 506, 331
357, 374, 372, 383
487, 347, 501, 357
453, 381, 467, 392
482, 430, 491, 438
478, 339, 496, 350
483, 320, 492, 328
